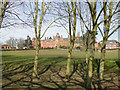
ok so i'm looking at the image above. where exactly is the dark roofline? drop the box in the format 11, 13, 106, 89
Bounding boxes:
99, 40, 119, 43
2, 44, 9, 46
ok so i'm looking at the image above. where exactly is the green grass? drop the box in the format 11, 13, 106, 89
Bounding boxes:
1, 49, 120, 89
2, 49, 119, 58
2, 49, 119, 70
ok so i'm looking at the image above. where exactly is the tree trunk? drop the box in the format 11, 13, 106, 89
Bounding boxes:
87, 56, 93, 89
0, 2, 9, 28
98, 1, 113, 80
85, 31, 89, 64
99, 49, 105, 80
66, 1, 76, 79
85, 50, 88, 64
33, 40, 39, 77
66, 44, 73, 78
99, 40, 106, 80
87, 40, 94, 89
86, 30, 96, 89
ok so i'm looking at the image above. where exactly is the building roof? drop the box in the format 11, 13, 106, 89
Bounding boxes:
2, 44, 9, 46
63, 38, 68, 41
99, 40, 119, 43
107, 40, 118, 43
33, 34, 83, 43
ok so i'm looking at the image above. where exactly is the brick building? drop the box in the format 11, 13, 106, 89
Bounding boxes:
99, 40, 120, 49
32, 32, 99, 49
32, 33, 81, 48
1, 44, 11, 49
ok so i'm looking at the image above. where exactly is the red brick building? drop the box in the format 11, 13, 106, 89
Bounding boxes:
32, 33, 99, 49
32, 33, 81, 48
99, 40, 120, 49
1, 44, 11, 49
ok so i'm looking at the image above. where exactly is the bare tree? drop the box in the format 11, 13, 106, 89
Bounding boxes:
17, 38, 24, 49
65, 1, 77, 79
77, 2, 92, 64
47, 1, 77, 78
29, 0, 64, 77
76, 0, 109, 88
6, 37, 17, 49
98, 1, 120, 80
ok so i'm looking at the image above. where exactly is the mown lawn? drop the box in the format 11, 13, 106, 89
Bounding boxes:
1, 49, 120, 89
2, 49, 119, 59
2, 49, 119, 68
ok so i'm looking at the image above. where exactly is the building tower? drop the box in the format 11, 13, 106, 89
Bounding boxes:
55, 33, 60, 48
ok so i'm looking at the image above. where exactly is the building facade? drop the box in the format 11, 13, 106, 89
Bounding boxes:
99, 40, 120, 49
32, 33, 72, 48
32, 33, 99, 49
1, 45, 11, 49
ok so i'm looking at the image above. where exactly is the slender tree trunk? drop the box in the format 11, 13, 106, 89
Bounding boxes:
86, 2, 97, 88
87, 36, 94, 89
33, 40, 39, 77
85, 31, 89, 64
87, 29, 97, 89
87, 56, 93, 89
66, 1, 71, 78
99, 1, 113, 80
66, 44, 73, 78
86, 0, 97, 85
85, 50, 88, 64
99, 40, 106, 80
66, 1, 76, 79
99, 48, 105, 80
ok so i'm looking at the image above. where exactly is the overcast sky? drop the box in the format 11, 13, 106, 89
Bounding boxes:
0, 25, 118, 44
0, 1, 119, 44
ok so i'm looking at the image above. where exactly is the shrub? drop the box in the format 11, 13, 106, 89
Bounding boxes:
76, 46, 81, 49
59, 46, 69, 49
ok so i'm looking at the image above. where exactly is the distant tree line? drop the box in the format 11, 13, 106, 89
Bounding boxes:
6, 35, 32, 49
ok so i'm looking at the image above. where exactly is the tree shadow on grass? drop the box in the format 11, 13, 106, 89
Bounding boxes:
3, 57, 119, 89
2, 59, 59, 89
116, 60, 120, 68
2, 58, 87, 89
21, 64, 86, 89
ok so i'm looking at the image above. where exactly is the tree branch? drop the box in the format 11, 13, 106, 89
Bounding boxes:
108, 25, 120, 38
40, 17, 66, 39
95, 2, 107, 24
75, 3, 89, 31
98, 26, 103, 37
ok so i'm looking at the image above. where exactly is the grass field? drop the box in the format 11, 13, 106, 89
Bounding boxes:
1, 49, 120, 89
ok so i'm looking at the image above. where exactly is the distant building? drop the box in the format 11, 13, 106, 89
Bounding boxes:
99, 40, 120, 49
41, 33, 70, 48
1, 44, 11, 49
32, 32, 99, 49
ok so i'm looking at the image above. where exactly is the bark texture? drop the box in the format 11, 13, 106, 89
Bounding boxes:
0, 1, 9, 28
66, 1, 76, 78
